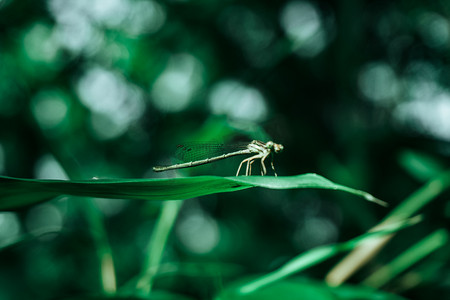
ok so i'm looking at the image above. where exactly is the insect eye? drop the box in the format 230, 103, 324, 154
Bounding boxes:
274, 144, 284, 153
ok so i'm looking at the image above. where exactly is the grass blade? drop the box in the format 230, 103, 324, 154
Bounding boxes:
0, 174, 385, 210
237, 217, 420, 294
135, 201, 183, 295
326, 169, 450, 286
362, 229, 448, 288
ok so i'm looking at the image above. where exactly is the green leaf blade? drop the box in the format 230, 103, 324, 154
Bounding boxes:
0, 174, 384, 210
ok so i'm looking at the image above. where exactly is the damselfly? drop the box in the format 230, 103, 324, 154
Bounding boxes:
153, 140, 284, 176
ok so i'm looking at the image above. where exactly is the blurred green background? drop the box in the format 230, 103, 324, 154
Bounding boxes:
1, 0, 450, 299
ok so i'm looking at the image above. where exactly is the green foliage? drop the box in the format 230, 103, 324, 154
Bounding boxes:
216, 278, 408, 300
235, 216, 420, 295
0, 173, 385, 210
1, 0, 450, 299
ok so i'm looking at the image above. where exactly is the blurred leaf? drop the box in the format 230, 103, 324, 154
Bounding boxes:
386, 169, 450, 222
326, 169, 450, 286
363, 229, 448, 288
235, 216, 420, 295
328, 283, 408, 300
398, 150, 444, 182
215, 278, 334, 300
156, 262, 243, 278
124, 262, 244, 293
136, 201, 183, 295
0, 173, 386, 210
62, 291, 195, 300
215, 277, 407, 300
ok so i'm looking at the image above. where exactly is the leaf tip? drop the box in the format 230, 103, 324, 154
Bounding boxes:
366, 194, 388, 207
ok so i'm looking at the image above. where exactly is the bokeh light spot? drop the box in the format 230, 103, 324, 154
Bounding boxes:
89, 112, 128, 140
151, 54, 204, 113
77, 67, 125, 113
55, 14, 101, 55
280, 1, 328, 57
404, 61, 439, 102
417, 12, 450, 50
394, 94, 450, 141
293, 217, 338, 249
48, 0, 104, 55
76, 66, 146, 140
94, 198, 128, 216
31, 89, 70, 132
23, 22, 59, 63
176, 210, 220, 254
358, 62, 399, 105
0, 212, 21, 246
218, 6, 275, 67
86, 0, 128, 27
0, 0, 8, 9
121, 0, 166, 36
209, 80, 268, 122
48, 0, 165, 55
25, 204, 64, 238
34, 154, 68, 180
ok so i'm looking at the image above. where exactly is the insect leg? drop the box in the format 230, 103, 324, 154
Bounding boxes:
261, 153, 270, 175
270, 154, 278, 177
241, 154, 263, 176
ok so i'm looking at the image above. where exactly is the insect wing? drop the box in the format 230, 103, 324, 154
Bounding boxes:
174, 142, 249, 163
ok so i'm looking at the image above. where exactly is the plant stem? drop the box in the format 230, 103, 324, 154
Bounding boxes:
135, 200, 183, 295
325, 170, 450, 286
82, 198, 117, 294
238, 217, 419, 294
31, 121, 117, 294
362, 229, 448, 288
